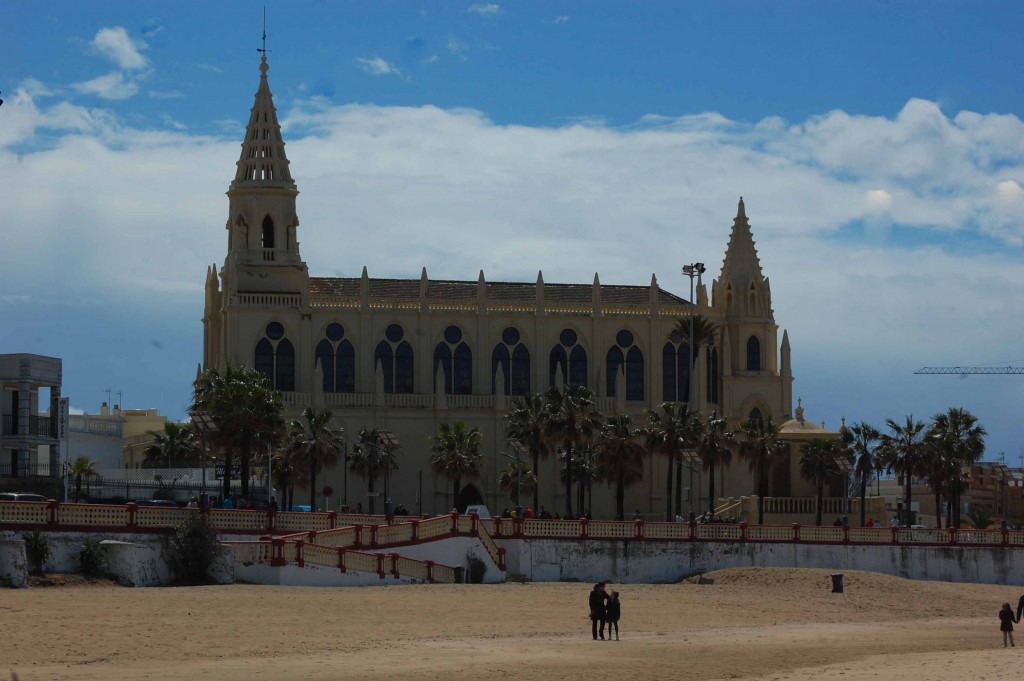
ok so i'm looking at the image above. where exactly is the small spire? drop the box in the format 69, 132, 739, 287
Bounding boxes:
736, 196, 746, 219
536, 270, 544, 285
478, 269, 485, 285
593, 272, 600, 286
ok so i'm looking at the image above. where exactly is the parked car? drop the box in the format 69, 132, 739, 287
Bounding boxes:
0, 492, 48, 502
133, 499, 181, 508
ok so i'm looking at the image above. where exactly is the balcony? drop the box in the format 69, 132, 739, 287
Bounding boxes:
1, 414, 57, 438
0, 461, 57, 478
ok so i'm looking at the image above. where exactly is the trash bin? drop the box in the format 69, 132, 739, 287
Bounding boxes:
830, 573, 844, 593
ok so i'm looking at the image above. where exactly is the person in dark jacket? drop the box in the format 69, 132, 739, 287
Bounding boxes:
604, 590, 621, 641
1001, 602, 1018, 647
588, 582, 608, 640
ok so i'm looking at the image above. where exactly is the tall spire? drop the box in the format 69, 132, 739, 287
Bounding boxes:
720, 197, 763, 284
714, 197, 773, 319
231, 55, 296, 190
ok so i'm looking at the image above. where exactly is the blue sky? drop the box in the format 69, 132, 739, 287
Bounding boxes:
2, 2, 1022, 461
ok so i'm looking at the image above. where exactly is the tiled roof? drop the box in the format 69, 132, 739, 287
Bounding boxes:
309, 277, 690, 306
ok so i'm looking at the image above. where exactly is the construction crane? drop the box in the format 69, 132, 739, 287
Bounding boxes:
915, 366, 1024, 375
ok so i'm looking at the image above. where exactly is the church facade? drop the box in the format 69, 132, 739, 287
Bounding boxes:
202, 57, 798, 517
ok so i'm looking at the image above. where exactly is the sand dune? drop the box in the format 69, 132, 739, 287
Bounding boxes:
4, 568, 1022, 680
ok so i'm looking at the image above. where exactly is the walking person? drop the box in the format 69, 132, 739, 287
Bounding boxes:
604, 590, 621, 641
588, 582, 608, 640
1000, 602, 1017, 647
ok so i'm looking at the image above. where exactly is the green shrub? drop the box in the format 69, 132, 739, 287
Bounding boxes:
165, 513, 219, 585
23, 530, 51, 575
78, 537, 106, 577
467, 554, 487, 584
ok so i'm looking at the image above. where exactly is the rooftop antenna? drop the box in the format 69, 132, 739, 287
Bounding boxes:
257, 6, 270, 59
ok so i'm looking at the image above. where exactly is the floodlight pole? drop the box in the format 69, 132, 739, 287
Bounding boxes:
681, 261, 706, 517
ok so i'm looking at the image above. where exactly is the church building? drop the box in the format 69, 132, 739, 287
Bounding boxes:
202, 56, 800, 517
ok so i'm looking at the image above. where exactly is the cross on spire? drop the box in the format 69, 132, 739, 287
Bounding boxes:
257, 6, 271, 59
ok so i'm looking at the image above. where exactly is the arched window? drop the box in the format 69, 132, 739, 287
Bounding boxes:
606, 346, 624, 397
662, 339, 691, 403
275, 339, 295, 391
454, 343, 472, 395
662, 342, 677, 402
511, 344, 530, 395
626, 346, 644, 401
254, 322, 295, 391
434, 326, 472, 395
434, 343, 453, 394
491, 343, 510, 394
261, 215, 274, 249
395, 341, 414, 394
706, 348, 719, 404
607, 330, 643, 400
746, 335, 761, 371
376, 324, 414, 394
375, 340, 394, 392
492, 326, 530, 396
336, 340, 355, 392
255, 338, 274, 380
316, 339, 334, 392
749, 407, 764, 425
316, 323, 355, 393
550, 328, 587, 389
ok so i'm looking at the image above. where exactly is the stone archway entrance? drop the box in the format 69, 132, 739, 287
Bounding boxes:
456, 483, 484, 513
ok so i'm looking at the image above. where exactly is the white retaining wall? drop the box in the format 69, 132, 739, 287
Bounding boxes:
0, 530, 233, 587
498, 538, 1024, 585
366, 536, 503, 584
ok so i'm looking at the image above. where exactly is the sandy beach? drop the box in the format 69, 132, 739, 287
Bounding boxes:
4, 567, 1021, 681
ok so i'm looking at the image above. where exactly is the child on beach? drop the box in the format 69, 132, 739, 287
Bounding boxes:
1000, 602, 1017, 647
605, 591, 621, 641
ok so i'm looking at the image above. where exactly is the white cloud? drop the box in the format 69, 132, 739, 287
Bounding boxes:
149, 89, 184, 100
2, 95, 1023, 455
357, 56, 402, 77
542, 16, 570, 25
996, 179, 1024, 204
864, 189, 893, 212
72, 71, 140, 100
468, 3, 501, 16
90, 27, 148, 70
447, 37, 469, 61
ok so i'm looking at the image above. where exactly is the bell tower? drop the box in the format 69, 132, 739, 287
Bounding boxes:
221, 54, 307, 294
710, 198, 792, 421
204, 54, 309, 371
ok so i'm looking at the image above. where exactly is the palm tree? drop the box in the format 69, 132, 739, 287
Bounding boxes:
877, 415, 928, 527
429, 420, 485, 510
799, 438, 844, 526
929, 407, 986, 527
143, 422, 200, 468
645, 402, 700, 521
543, 385, 602, 518
844, 421, 880, 527
505, 393, 550, 515
669, 315, 719, 403
923, 447, 959, 529
69, 456, 97, 501
497, 461, 538, 507
287, 407, 345, 512
731, 417, 790, 525
595, 414, 646, 520
348, 427, 395, 514
190, 364, 285, 501
272, 437, 307, 511
696, 412, 730, 517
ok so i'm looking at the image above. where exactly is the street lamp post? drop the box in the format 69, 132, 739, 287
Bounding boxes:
379, 430, 400, 517
190, 410, 218, 509
681, 262, 706, 519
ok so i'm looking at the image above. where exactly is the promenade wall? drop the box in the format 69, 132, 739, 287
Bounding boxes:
498, 537, 1024, 585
